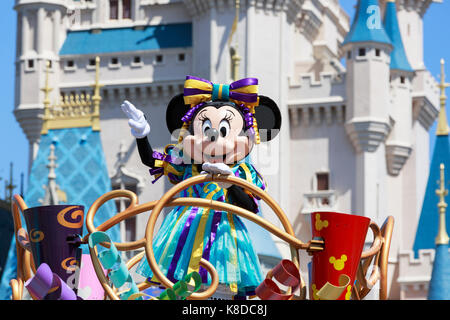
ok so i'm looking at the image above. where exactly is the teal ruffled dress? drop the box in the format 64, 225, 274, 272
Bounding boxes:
136, 145, 265, 297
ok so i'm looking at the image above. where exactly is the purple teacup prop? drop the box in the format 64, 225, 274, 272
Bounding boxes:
23, 205, 84, 293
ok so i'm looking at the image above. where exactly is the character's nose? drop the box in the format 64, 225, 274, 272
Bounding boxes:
205, 128, 219, 142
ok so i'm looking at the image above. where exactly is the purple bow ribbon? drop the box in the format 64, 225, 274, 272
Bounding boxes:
25, 263, 82, 300
184, 75, 259, 105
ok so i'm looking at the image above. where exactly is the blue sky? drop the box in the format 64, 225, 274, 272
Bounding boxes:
0, 0, 449, 198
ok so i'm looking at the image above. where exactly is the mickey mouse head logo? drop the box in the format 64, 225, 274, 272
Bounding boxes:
329, 254, 347, 271
315, 213, 329, 231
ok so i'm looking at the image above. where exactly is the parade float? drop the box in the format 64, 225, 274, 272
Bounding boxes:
9, 173, 394, 300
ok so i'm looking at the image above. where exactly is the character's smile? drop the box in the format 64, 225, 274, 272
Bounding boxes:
204, 152, 228, 163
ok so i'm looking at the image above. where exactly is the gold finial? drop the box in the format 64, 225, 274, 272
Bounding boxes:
91, 56, 103, 131
435, 163, 449, 245
229, 0, 241, 81
437, 59, 450, 136
41, 61, 53, 134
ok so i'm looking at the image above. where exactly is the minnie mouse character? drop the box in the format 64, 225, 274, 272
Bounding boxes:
121, 76, 281, 299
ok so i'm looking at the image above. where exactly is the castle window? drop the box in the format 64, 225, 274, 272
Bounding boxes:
110, 0, 131, 21
109, 0, 119, 20
131, 56, 143, 68
178, 53, 185, 62
27, 59, 34, 69
65, 60, 76, 72
155, 54, 164, 64
347, 51, 351, 60
122, 0, 131, 19
316, 173, 329, 191
375, 49, 381, 57
316, 172, 330, 205
111, 57, 119, 65
358, 48, 366, 57
89, 58, 96, 66
400, 76, 405, 84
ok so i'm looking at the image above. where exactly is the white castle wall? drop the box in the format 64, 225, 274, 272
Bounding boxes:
12, 0, 443, 300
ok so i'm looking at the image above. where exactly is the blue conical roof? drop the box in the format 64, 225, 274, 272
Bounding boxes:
383, 1, 414, 72
413, 135, 450, 256
24, 127, 120, 242
428, 243, 450, 300
343, 0, 392, 46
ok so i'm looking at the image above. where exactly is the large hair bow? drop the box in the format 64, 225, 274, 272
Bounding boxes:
183, 75, 259, 108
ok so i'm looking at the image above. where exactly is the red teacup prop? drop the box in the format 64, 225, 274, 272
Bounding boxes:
310, 211, 370, 300
256, 259, 301, 300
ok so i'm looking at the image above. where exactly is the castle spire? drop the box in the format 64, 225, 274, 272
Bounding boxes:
427, 162, 450, 300
383, 0, 414, 72
437, 59, 450, 136
343, 0, 392, 46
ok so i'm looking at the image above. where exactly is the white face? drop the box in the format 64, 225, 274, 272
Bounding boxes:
182, 105, 254, 164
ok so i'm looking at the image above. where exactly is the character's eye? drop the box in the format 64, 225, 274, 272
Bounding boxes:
202, 119, 212, 135
219, 119, 230, 137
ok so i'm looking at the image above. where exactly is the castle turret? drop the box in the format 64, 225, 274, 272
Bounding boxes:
384, 0, 414, 176
342, 0, 393, 219
381, 0, 416, 265
14, 0, 69, 172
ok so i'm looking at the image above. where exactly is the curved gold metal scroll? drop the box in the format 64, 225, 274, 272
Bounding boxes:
353, 216, 394, 300
144, 174, 324, 300
9, 194, 35, 300
84, 174, 324, 300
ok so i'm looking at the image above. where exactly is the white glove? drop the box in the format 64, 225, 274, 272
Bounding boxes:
120, 100, 150, 138
201, 162, 233, 189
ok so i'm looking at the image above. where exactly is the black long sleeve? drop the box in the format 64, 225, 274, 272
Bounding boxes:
136, 136, 156, 168
227, 185, 258, 213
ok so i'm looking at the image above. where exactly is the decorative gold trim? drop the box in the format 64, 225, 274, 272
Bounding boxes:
437, 59, 450, 136
41, 56, 103, 134
435, 163, 449, 245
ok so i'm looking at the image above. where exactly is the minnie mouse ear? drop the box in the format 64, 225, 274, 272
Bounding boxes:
253, 95, 282, 142
166, 93, 191, 134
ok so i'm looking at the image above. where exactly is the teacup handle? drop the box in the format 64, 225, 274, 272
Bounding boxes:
361, 222, 383, 259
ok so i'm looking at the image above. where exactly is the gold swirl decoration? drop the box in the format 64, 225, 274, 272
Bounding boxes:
57, 206, 84, 229
29, 229, 44, 243
61, 257, 78, 272
82, 175, 393, 301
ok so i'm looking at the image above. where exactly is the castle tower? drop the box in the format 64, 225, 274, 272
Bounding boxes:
342, 0, 393, 219
384, 0, 414, 176
14, 0, 69, 172
383, 0, 415, 258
